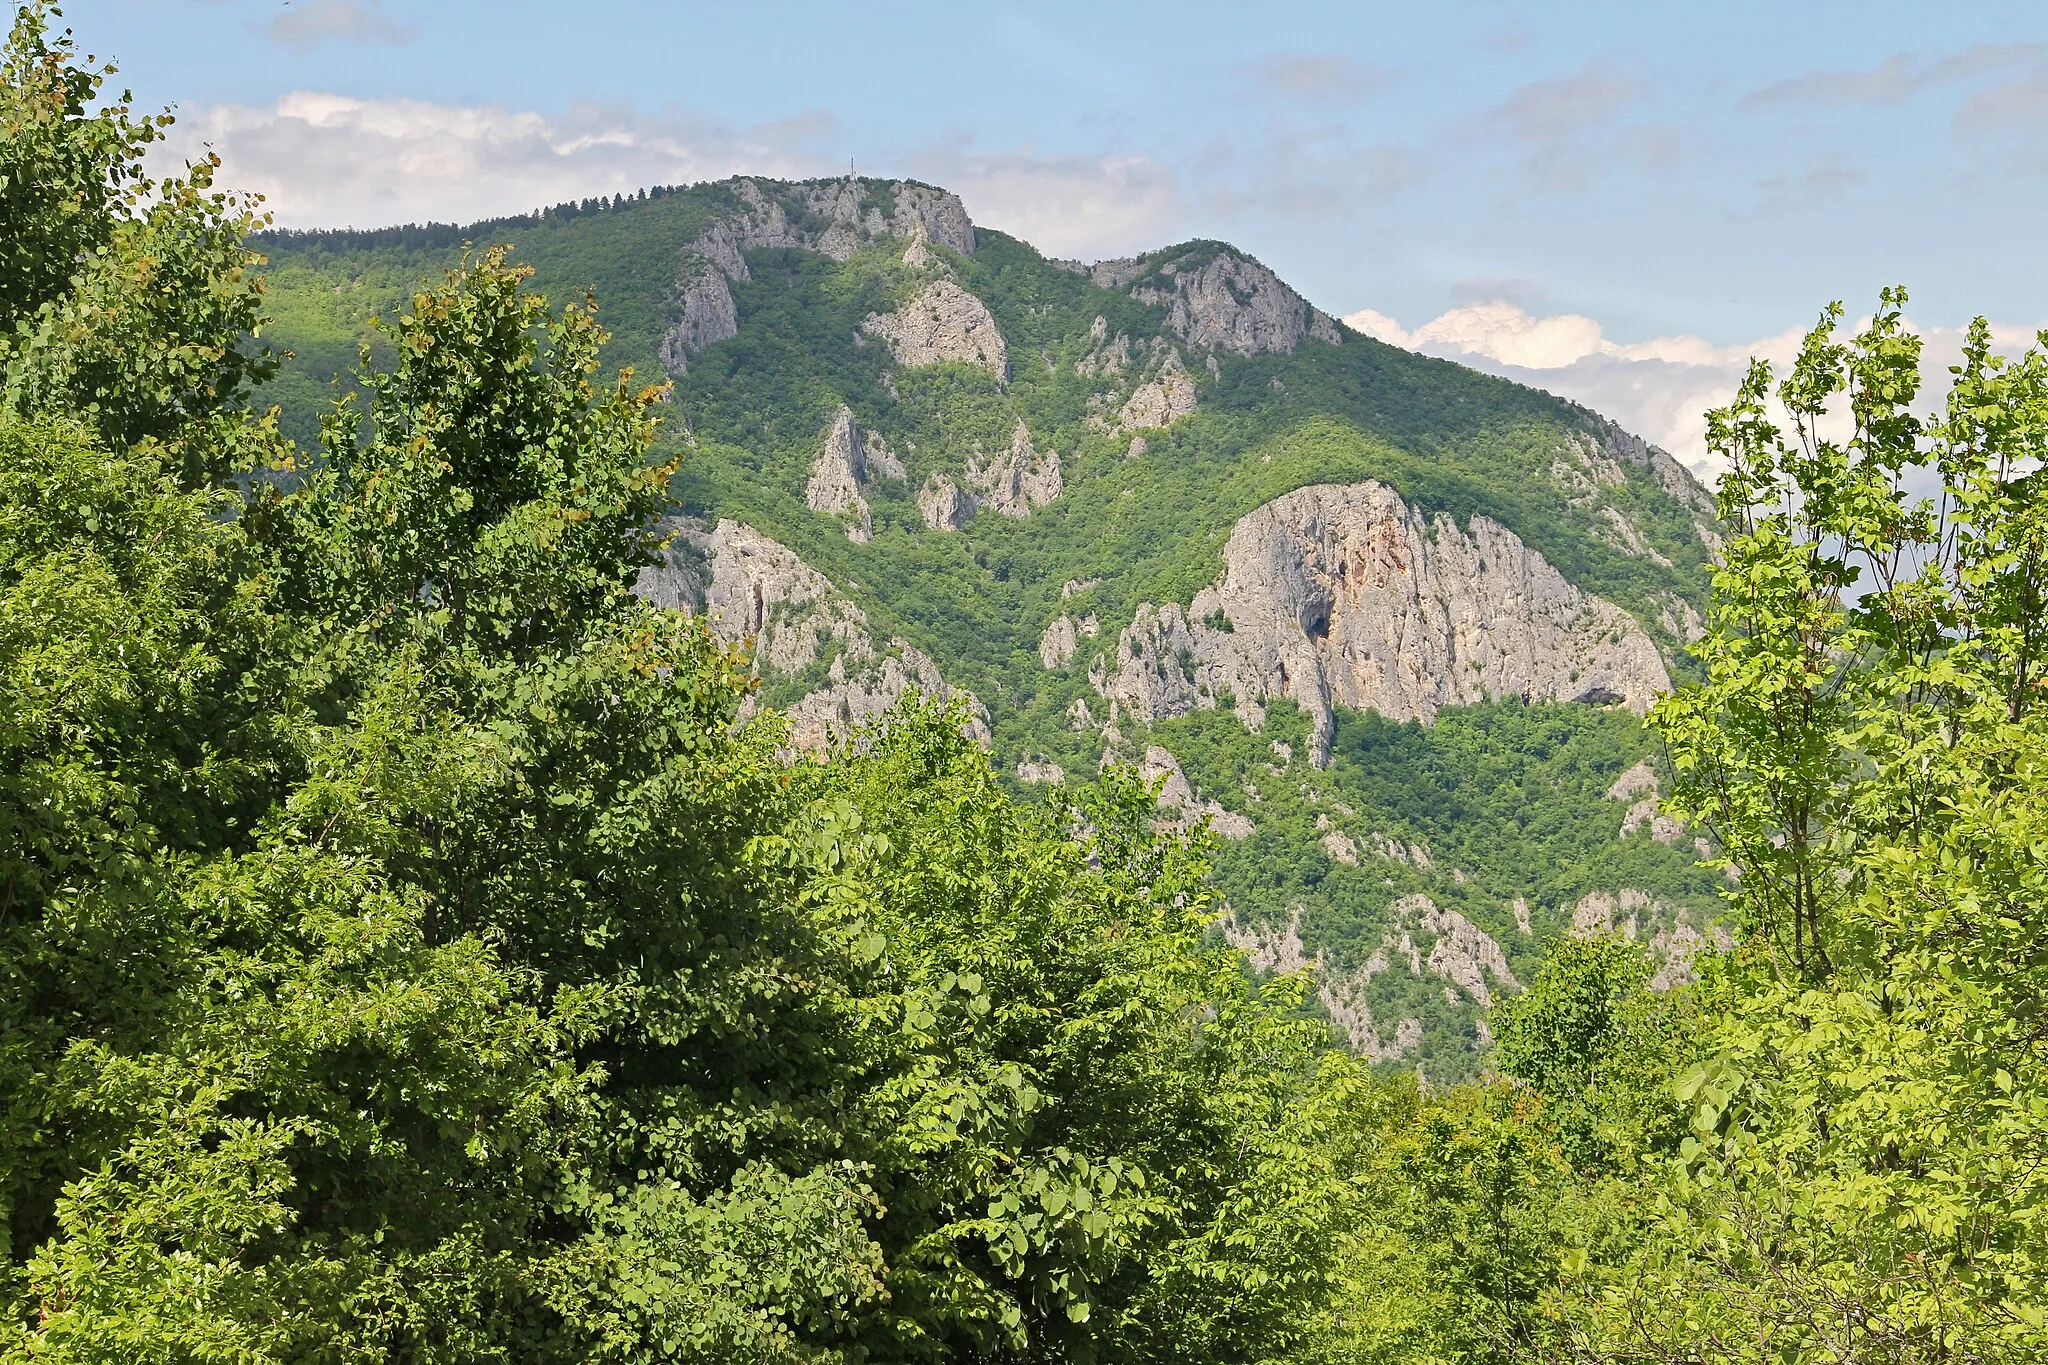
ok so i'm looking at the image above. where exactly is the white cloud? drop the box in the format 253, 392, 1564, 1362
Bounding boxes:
906, 149, 1184, 260
159, 93, 1183, 263
1349, 299, 2048, 481
1348, 300, 1803, 476
159, 93, 839, 229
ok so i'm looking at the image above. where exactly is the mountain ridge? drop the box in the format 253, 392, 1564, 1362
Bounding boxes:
252, 173, 1726, 1080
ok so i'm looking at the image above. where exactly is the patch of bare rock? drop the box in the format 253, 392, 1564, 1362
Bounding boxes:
660, 176, 976, 373
1139, 745, 1255, 839
1085, 480, 1671, 765
1226, 895, 1517, 1062
863, 278, 1009, 379
804, 406, 904, 542
919, 422, 1063, 530
1072, 244, 1343, 356
630, 517, 987, 754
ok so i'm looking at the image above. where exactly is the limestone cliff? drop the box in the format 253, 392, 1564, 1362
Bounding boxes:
1078, 243, 1342, 356
863, 278, 1010, 379
1089, 481, 1669, 764
661, 176, 977, 374
804, 406, 904, 542
631, 518, 986, 753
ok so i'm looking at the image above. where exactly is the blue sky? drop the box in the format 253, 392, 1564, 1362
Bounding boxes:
76, 0, 2048, 468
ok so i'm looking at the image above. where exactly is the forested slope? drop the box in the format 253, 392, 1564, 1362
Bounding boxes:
254, 177, 1723, 1078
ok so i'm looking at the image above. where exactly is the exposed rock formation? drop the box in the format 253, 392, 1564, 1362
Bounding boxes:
1228, 895, 1515, 1060
1075, 316, 1132, 377
660, 176, 976, 373
630, 518, 987, 753
1605, 758, 1687, 844
863, 279, 1009, 378
1085, 244, 1342, 356
1040, 615, 1079, 670
1017, 756, 1065, 785
1093, 481, 1672, 764
806, 406, 869, 530
918, 474, 972, 531
967, 421, 1062, 517
659, 270, 739, 371
1140, 745, 1254, 839
1112, 352, 1199, 433
804, 406, 903, 542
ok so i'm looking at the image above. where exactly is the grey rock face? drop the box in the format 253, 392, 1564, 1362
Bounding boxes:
1111, 352, 1198, 433
1228, 895, 1512, 1059
918, 474, 972, 531
1094, 481, 1672, 764
1039, 615, 1079, 670
1140, 745, 1255, 839
968, 421, 1062, 517
659, 269, 739, 373
863, 279, 1010, 378
660, 176, 977, 374
804, 406, 901, 541
806, 407, 868, 516
1088, 245, 1341, 356
630, 518, 987, 754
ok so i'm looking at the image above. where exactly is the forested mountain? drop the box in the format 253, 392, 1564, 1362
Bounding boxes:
254, 177, 1727, 1079
12, 8, 2048, 1358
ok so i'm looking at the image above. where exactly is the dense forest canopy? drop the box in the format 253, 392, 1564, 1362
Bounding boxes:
4, 6, 2048, 1362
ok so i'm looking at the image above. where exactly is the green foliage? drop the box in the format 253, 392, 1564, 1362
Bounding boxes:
0, 4, 271, 475
1584, 294, 2048, 1360
0, 35, 1386, 1358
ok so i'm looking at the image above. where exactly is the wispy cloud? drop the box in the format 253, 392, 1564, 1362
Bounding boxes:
1481, 62, 1645, 191
268, 0, 417, 50
906, 143, 1184, 259
1240, 54, 1393, 104
1346, 298, 2047, 479
1741, 44, 2044, 109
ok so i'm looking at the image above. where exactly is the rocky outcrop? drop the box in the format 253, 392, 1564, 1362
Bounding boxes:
1087, 244, 1341, 356
805, 407, 903, 542
631, 518, 986, 753
1040, 615, 1079, 670
1570, 887, 1732, 990
806, 407, 868, 530
1605, 759, 1689, 845
660, 176, 976, 373
918, 475, 972, 531
916, 423, 1061, 531
1075, 316, 1132, 377
1140, 745, 1254, 839
1092, 481, 1672, 764
863, 279, 1009, 379
967, 421, 1062, 516
1111, 351, 1199, 433
1227, 894, 1515, 1059
659, 269, 739, 372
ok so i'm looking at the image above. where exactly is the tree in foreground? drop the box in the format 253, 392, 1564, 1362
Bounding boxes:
0, 11, 1371, 1361
1572, 295, 2048, 1361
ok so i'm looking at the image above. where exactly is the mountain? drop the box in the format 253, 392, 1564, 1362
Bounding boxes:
253, 176, 1729, 1081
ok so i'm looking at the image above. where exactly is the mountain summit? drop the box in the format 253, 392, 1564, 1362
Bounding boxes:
255, 174, 1727, 1078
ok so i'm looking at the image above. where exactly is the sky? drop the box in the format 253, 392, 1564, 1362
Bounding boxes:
71, 0, 2048, 473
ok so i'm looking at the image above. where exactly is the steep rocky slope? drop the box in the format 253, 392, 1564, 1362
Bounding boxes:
253, 175, 1725, 1080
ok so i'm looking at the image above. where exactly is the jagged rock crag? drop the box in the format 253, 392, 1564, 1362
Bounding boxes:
863, 279, 1010, 379
805, 406, 904, 542
631, 518, 987, 753
1089, 481, 1671, 764
1225, 894, 1516, 1061
660, 176, 977, 373
1077, 243, 1342, 356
